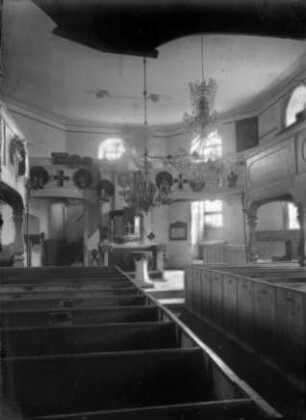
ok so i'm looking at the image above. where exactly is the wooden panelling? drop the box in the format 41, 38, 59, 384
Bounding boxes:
185, 265, 306, 385
247, 141, 295, 188
237, 278, 255, 343
222, 275, 238, 331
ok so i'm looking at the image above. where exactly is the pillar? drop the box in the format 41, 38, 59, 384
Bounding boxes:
12, 208, 25, 267
297, 203, 305, 267
247, 211, 258, 262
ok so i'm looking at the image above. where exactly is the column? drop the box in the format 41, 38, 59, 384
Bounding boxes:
297, 203, 305, 267
12, 208, 25, 267
247, 211, 258, 262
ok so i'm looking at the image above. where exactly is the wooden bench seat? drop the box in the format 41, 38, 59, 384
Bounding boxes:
1, 322, 179, 357
0, 295, 148, 311
0, 281, 132, 293
0, 276, 129, 285
0, 287, 139, 300
0, 306, 159, 328
2, 348, 212, 418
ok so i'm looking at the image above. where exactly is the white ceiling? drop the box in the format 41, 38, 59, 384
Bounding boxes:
2, 0, 306, 127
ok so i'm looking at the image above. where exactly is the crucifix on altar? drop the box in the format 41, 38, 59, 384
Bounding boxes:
54, 170, 70, 187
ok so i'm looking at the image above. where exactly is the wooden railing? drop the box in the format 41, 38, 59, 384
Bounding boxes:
185, 265, 306, 392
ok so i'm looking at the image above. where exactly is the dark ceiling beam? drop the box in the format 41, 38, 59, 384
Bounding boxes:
32, 0, 306, 57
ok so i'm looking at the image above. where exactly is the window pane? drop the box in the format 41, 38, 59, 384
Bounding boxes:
204, 200, 222, 212
288, 203, 299, 230
204, 214, 223, 227
286, 85, 306, 127
98, 138, 125, 160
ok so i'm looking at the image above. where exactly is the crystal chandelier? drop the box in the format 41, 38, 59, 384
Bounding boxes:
184, 35, 218, 147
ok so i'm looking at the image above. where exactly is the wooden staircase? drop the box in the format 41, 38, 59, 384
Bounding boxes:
0, 266, 282, 419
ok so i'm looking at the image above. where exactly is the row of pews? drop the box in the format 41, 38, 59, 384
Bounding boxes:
185, 262, 306, 393
0, 266, 282, 419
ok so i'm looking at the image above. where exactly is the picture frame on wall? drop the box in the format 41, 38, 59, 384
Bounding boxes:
169, 221, 187, 241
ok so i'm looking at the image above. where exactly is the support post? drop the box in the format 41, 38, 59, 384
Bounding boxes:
247, 210, 258, 262
12, 208, 25, 267
297, 203, 305, 267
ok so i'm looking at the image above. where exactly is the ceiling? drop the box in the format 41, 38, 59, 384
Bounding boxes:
2, 0, 306, 127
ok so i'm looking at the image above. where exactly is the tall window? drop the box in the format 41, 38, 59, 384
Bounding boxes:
190, 131, 222, 161
285, 85, 306, 127
285, 202, 299, 230
203, 200, 223, 228
98, 138, 125, 160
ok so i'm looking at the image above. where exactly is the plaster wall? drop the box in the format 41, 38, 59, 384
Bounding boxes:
8, 108, 66, 157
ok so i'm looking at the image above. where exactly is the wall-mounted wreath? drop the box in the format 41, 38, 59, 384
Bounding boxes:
30, 166, 49, 189
67, 154, 82, 168
97, 179, 115, 201
9, 136, 26, 176
155, 171, 173, 194
73, 168, 93, 189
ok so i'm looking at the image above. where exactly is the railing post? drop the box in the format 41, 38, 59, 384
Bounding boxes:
12, 207, 25, 267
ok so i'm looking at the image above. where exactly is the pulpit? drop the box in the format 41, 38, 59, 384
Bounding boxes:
130, 251, 154, 288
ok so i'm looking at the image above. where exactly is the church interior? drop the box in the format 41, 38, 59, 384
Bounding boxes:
0, 0, 305, 419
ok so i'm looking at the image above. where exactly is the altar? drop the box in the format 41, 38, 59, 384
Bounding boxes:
108, 244, 160, 272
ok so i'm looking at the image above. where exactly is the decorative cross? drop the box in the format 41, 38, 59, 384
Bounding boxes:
173, 173, 188, 190
54, 170, 70, 187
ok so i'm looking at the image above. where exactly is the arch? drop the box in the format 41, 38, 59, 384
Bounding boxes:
285, 84, 306, 128
0, 182, 24, 212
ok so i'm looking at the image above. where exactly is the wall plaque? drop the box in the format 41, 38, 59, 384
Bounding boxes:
169, 221, 187, 241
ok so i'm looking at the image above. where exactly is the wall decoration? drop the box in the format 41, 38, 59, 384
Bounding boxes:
169, 221, 187, 241
228, 171, 238, 188
51, 152, 69, 165
73, 168, 93, 189
30, 166, 49, 189
97, 179, 115, 201
155, 171, 173, 194
68, 154, 82, 168
189, 179, 205, 192
54, 169, 70, 187
9, 136, 26, 176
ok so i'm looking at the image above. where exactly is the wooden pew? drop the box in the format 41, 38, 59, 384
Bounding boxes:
29, 399, 264, 420
2, 348, 212, 418
0, 266, 282, 419
0, 295, 148, 311
0, 306, 159, 329
1, 322, 179, 357
0, 280, 132, 293
0, 287, 140, 300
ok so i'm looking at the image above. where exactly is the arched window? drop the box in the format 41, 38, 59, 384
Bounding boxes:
190, 131, 222, 161
98, 138, 126, 161
285, 84, 306, 127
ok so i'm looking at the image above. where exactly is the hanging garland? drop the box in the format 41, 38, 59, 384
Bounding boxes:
9, 136, 26, 176
73, 168, 93, 189
30, 166, 49, 189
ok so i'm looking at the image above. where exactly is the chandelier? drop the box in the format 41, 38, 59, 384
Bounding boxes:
184, 35, 218, 147
125, 57, 159, 213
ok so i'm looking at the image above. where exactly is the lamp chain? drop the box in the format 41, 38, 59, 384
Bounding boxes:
201, 34, 204, 82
